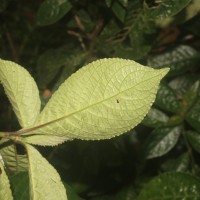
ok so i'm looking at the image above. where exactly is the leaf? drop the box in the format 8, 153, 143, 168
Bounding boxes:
186, 131, 200, 154
0, 140, 28, 172
10, 172, 29, 200
111, 0, 126, 22
0, 160, 13, 200
186, 98, 200, 132
155, 82, 181, 113
37, 0, 72, 26
161, 152, 190, 172
25, 144, 67, 200
64, 184, 84, 200
37, 46, 85, 89
144, 0, 192, 20
23, 58, 169, 146
142, 108, 169, 128
0, 59, 41, 128
148, 45, 199, 77
183, 81, 200, 112
136, 172, 200, 200
145, 126, 181, 159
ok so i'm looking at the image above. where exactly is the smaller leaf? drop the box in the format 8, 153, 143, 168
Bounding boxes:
145, 126, 181, 159
161, 152, 190, 172
186, 131, 200, 154
0, 160, 13, 200
137, 172, 200, 200
0, 59, 41, 128
148, 45, 199, 77
144, 0, 192, 20
142, 108, 169, 128
111, 0, 126, 22
37, 0, 72, 26
155, 82, 181, 113
186, 98, 200, 132
25, 144, 67, 200
183, 81, 200, 112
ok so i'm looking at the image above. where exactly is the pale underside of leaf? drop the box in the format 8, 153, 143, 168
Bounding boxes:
0, 160, 14, 200
0, 59, 41, 128
25, 144, 67, 200
23, 58, 169, 145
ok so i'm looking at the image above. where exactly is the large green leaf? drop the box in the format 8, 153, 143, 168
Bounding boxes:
145, 126, 181, 159
23, 58, 169, 145
0, 59, 41, 128
37, 0, 72, 26
0, 160, 13, 200
137, 172, 200, 200
25, 144, 67, 200
144, 0, 192, 20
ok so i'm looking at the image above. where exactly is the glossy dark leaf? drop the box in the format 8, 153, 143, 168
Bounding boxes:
37, 0, 72, 26
161, 152, 190, 172
145, 126, 181, 159
155, 82, 181, 113
144, 0, 192, 20
148, 45, 199, 77
186, 98, 200, 132
183, 81, 200, 111
186, 131, 200, 154
137, 172, 200, 200
142, 108, 169, 128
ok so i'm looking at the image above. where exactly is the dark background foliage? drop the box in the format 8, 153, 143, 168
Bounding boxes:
1, 0, 200, 199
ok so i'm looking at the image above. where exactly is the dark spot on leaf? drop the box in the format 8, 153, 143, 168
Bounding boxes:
117, 99, 119, 103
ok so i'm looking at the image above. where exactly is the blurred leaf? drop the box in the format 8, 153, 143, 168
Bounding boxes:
0, 0, 12, 12
184, 0, 200, 22
145, 126, 181, 159
169, 75, 198, 97
10, 172, 29, 200
142, 108, 169, 128
0, 59, 41, 128
0, 160, 13, 200
148, 45, 199, 77
24, 59, 169, 145
186, 131, 200, 154
105, 0, 112, 7
64, 184, 84, 200
161, 152, 190, 172
183, 80, 200, 111
37, 46, 85, 89
137, 172, 200, 200
144, 0, 192, 20
91, 185, 137, 200
111, 0, 126, 22
155, 82, 181, 113
186, 98, 200, 132
37, 0, 72, 26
